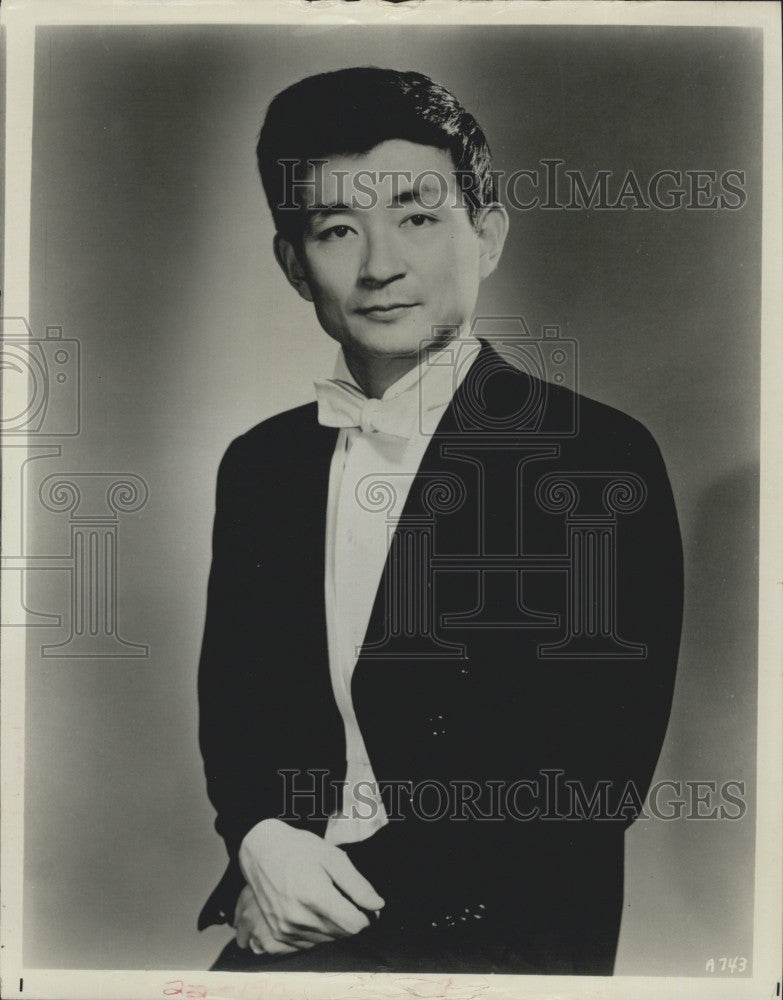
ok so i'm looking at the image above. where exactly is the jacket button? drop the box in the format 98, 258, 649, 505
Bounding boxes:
427, 713, 446, 735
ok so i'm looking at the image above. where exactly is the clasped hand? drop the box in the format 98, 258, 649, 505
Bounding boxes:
234, 818, 385, 955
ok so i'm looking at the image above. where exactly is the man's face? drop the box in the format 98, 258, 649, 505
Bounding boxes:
279, 140, 504, 360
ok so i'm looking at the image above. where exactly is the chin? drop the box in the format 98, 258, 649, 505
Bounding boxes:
348, 325, 430, 358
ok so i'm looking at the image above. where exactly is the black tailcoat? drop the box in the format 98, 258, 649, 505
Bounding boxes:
197, 339, 683, 973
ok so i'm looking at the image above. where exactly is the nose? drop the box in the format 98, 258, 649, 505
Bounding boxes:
359, 228, 406, 288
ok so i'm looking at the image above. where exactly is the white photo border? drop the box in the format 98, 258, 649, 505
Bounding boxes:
1, 2, 780, 999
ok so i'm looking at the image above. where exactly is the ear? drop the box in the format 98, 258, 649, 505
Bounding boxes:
273, 233, 314, 303
476, 204, 509, 281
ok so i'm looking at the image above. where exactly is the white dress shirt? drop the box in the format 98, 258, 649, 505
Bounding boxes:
238, 332, 481, 876
317, 332, 481, 845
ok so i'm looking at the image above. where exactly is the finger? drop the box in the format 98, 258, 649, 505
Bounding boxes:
278, 900, 343, 941
233, 884, 254, 929
235, 893, 259, 949
294, 880, 365, 939
248, 902, 283, 954
312, 888, 371, 938
250, 934, 314, 956
323, 850, 385, 913
236, 919, 251, 950
288, 926, 335, 946
248, 900, 317, 955
261, 937, 302, 956
281, 937, 318, 951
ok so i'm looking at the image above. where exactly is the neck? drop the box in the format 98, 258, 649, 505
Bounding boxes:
342, 326, 465, 399
342, 349, 420, 399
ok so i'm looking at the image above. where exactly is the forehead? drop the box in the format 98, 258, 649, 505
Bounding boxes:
297, 139, 459, 207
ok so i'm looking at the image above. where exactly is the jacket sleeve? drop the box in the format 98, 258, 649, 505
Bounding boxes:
471, 411, 684, 934
609, 416, 683, 820
196, 436, 276, 928
545, 413, 685, 827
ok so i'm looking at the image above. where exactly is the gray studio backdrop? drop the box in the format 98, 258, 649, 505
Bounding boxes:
22, 25, 760, 974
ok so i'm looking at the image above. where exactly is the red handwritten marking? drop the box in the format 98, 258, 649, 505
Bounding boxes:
397, 976, 490, 1000
164, 973, 491, 1000
162, 983, 208, 1000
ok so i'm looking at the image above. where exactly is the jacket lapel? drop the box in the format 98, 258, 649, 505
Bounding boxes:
354, 338, 499, 663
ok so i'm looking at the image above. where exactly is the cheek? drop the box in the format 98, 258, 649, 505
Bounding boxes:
440, 231, 479, 270
435, 243, 480, 301
303, 251, 356, 310
309, 277, 352, 321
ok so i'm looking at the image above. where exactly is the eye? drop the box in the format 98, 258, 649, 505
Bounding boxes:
404, 214, 435, 228
318, 224, 355, 241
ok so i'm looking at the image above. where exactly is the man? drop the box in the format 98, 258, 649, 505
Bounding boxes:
198, 67, 683, 975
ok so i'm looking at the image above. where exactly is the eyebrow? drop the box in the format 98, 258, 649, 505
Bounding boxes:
305, 180, 447, 219
389, 182, 443, 208
306, 202, 354, 219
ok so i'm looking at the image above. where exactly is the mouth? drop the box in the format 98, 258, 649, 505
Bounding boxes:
356, 303, 419, 320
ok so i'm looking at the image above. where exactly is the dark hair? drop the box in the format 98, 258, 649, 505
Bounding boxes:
257, 67, 497, 244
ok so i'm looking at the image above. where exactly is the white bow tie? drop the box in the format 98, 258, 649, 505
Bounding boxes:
314, 379, 422, 438
315, 336, 479, 439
